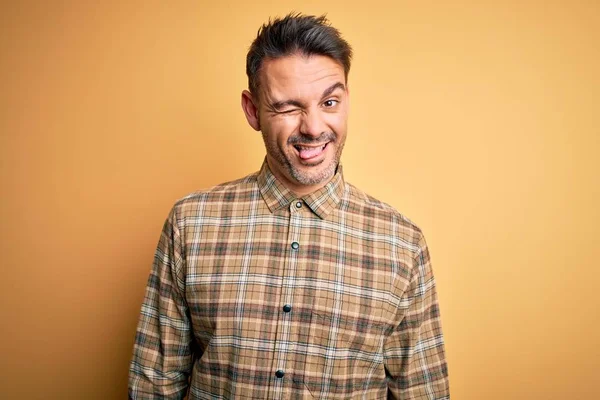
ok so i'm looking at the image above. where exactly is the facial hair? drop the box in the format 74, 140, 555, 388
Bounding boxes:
262, 131, 345, 186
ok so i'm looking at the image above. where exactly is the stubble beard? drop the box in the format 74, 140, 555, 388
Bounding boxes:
262, 132, 345, 187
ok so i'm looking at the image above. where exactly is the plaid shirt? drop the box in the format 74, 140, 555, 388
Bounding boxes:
129, 161, 449, 399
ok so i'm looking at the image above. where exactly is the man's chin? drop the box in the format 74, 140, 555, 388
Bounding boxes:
289, 165, 336, 186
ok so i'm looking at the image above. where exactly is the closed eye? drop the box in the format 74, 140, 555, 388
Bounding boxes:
278, 108, 300, 114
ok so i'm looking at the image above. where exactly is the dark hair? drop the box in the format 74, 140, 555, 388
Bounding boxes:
246, 13, 353, 96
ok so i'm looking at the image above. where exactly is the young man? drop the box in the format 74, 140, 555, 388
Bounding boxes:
129, 13, 449, 399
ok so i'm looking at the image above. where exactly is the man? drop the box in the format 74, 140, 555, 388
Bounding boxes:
129, 13, 449, 399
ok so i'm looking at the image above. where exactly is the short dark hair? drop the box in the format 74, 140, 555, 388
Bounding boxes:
246, 13, 353, 96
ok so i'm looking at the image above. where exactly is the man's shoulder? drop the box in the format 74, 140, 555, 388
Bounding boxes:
173, 170, 260, 209
344, 181, 424, 238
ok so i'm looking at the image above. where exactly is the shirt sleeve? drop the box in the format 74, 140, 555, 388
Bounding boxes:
384, 232, 450, 399
128, 207, 195, 399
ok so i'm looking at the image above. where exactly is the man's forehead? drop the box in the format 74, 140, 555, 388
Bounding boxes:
259, 54, 346, 96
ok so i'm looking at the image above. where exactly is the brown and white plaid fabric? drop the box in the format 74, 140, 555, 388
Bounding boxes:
129, 161, 449, 399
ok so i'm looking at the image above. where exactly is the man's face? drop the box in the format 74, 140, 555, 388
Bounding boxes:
245, 54, 349, 195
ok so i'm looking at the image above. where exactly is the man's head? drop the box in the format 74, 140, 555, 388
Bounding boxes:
241, 13, 353, 196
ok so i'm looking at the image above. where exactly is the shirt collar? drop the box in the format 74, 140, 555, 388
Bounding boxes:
257, 159, 346, 219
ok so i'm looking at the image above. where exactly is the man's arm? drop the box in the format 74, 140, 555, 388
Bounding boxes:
129, 207, 194, 399
384, 232, 450, 399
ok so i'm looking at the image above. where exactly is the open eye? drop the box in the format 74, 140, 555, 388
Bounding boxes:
323, 99, 339, 108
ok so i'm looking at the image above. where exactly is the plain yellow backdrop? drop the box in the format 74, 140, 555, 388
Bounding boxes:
1, 1, 598, 399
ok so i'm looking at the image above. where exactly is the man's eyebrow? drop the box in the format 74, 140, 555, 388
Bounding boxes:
321, 82, 346, 99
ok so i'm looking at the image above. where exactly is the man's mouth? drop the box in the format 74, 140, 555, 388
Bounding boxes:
293, 143, 329, 160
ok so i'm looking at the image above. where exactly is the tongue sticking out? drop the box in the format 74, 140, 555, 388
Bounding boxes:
298, 145, 325, 160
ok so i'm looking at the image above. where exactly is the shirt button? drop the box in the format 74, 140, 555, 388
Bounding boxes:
275, 369, 285, 378
291, 242, 299, 250
282, 304, 292, 313
295, 201, 302, 208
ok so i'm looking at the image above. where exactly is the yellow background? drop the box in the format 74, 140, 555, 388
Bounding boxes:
1, 1, 598, 399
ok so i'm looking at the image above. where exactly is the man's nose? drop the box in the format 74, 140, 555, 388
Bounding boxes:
299, 110, 327, 137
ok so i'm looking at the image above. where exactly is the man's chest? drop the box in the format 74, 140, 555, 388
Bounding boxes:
182, 214, 412, 342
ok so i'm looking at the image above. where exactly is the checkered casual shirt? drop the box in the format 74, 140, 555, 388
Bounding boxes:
129, 161, 449, 399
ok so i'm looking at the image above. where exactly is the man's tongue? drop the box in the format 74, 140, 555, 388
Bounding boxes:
298, 145, 324, 160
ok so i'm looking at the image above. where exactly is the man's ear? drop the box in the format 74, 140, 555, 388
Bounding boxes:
241, 90, 260, 131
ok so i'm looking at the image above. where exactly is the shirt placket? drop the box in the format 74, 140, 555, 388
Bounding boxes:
271, 199, 304, 400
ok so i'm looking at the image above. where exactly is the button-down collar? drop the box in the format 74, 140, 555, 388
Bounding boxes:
257, 159, 346, 219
